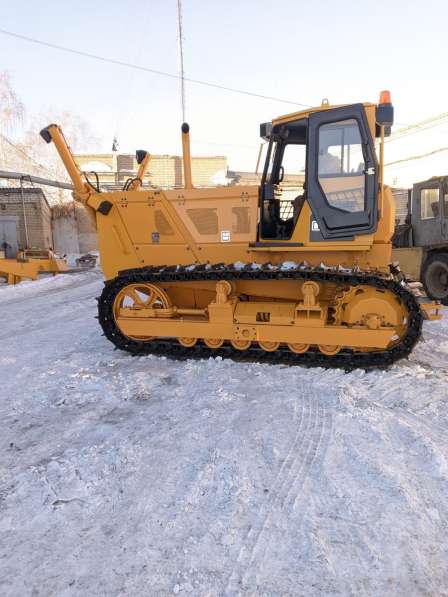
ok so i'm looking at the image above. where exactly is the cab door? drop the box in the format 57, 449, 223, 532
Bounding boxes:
306, 104, 378, 239
441, 177, 448, 241
412, 179, 443, 246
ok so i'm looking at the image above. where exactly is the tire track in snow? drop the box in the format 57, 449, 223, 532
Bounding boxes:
225, 390, 331, 595
246, 397, 333, 591
224, 393, 310, 594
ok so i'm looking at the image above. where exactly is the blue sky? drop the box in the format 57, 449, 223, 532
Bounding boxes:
1, 0, 447, 182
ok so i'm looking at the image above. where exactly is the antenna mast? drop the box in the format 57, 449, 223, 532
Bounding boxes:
176, 0, 186, 123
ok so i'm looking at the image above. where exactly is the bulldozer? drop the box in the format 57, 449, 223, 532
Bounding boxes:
40, 91, 442, 369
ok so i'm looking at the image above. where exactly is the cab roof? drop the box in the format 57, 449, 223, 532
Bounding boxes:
272, 101, 376, 125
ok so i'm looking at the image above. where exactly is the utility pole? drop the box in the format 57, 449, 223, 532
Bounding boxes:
176, 0, 186, 123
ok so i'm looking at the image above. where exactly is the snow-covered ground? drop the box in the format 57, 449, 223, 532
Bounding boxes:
1, 271, 448, 596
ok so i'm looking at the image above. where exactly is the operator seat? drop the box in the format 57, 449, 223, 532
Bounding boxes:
282, 191, 306, 238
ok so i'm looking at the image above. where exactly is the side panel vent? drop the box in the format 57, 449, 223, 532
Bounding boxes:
232, 207, 251, 234
186, 208, 218, 235
155, 210, 174, 236
256, 312, 270, 322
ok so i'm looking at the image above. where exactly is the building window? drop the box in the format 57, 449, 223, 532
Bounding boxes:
421, 188, 439, 219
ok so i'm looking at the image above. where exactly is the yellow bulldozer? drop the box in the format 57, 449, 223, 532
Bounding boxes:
40, 91, 441, 368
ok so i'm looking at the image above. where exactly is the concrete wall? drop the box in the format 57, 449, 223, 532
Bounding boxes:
51, 203, 97, 255
52, 208, 80, 255
75, 204, 97, 253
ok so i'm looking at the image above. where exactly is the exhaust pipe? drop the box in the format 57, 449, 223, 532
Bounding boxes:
181, 122, 193, 190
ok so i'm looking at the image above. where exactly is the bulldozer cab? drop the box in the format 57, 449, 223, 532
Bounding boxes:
259, 103, 378, 241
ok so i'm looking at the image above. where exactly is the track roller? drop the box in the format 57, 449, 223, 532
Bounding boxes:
231, 339, 251, 351
287, 343, 310, 354
204, 338, 224, 349
318, 344, 341, 356
178, 337, 197, 347
258, 341, 280, 352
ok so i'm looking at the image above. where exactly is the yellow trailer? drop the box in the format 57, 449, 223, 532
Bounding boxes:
0, 258, 40, 285
17, 249, 69, 275
0, 250, 68, 285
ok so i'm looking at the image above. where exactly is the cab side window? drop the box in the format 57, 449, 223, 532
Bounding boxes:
420, 188, 439, 219
318, 119, 365, 213
276, 143, 306, 220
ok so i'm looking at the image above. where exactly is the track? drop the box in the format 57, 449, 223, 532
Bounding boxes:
98, 263, 424, 371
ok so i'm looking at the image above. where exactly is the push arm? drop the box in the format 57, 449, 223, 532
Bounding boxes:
40, 124, 92, 203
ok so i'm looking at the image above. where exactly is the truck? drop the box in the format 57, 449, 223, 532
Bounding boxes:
392, 176, 448, 305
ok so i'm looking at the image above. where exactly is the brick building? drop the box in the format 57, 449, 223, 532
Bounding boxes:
74, 152, 228, 190
391, 188, 411, 224
0, 188, 52, 257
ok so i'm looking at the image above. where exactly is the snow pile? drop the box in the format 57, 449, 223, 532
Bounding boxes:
0, 272, 447, 595
210, 169, 233, 186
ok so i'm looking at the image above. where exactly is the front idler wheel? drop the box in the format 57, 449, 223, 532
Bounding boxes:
113, 282, 171, 342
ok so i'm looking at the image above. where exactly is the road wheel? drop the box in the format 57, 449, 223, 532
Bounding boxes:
287, 343, 310, 354
178, 337, 197, 347
421, 253, 448, 305
258, 341, 280, 352
231, 340, 251, 351
204, 338, 224, 349
318, 344, 341, 356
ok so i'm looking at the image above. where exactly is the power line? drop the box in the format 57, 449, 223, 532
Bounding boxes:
0, 28, 311, 108
386, 112, 448, 143
385, 146, 448, 167
194, 139, 258, 149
